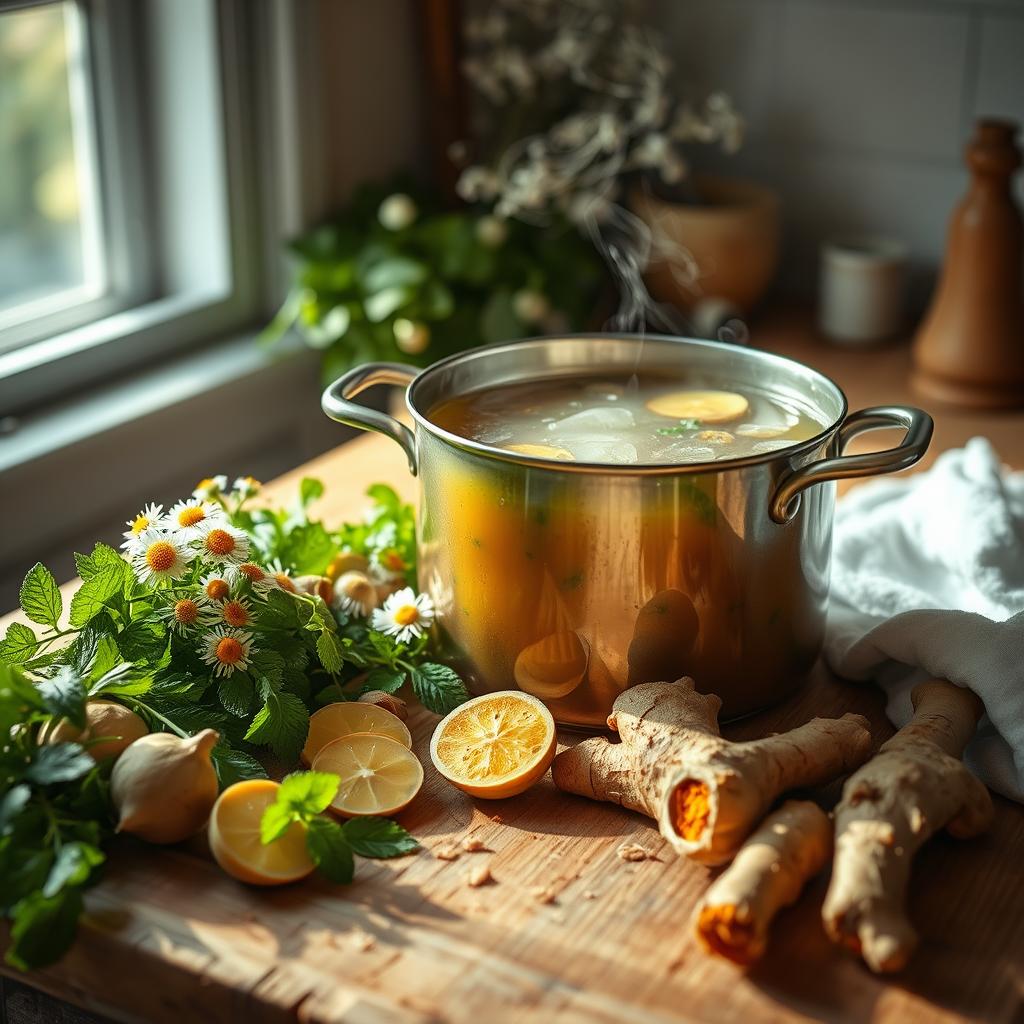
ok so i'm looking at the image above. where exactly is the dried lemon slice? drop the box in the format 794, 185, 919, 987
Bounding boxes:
430, 691, 556, 799
505, 442, 575, 461
313, 733, 424, 817
301, 701, 412, 766
646, 390, 749, 424
208, 779, 315, 886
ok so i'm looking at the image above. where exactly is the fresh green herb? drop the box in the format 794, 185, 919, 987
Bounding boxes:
260, 770, 418, 884
655, 418, 701, 436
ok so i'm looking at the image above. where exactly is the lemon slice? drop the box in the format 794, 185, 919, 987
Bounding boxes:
505, 442, 574, 461
301, 701, 412, 766
208, 779, 315, 886
646, 390, 749, 424
312, 733, 424, 817
429, 691, 556, 799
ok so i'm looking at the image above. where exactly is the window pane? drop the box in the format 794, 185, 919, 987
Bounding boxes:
0, 1, 102, 319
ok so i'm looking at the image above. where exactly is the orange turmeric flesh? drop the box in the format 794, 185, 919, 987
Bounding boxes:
672, 778, 712, 840
696, 904, 758, 966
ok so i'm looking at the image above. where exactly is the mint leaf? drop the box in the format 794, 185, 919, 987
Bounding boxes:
0, 785, 31, 835
247, 649, 285, 689
316, 630, 344, 674
218, 674, 253, 717
0, 622, 38, 665
279, 522, 336, 576
20, 563, 62, 629
6, 888, 84, 971
37, 666, 87, 729
305, 817, 354, 884
89, 662, 153, 698
409, 663, 469, 715
117, 618, 168, 665
261, 770, 340, 844
655, 418, 701, 436
69, 564, 128, 628
342, 817, 418, 858
26, 743, 95, 785
244, 690, 309, 762
299, 477, 324, 508
74, 542, 126, 583
362, 668, 406, 695
210, 743, 266, 788
42, 842, 104, 899
259, 801, 296, 845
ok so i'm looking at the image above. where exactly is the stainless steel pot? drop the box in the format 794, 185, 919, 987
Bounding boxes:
322, 335, 932, 727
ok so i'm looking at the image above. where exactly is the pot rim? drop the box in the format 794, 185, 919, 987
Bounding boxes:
405, 333, 849, 476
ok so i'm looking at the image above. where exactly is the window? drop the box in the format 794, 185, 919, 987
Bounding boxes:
0, 0, 291, 416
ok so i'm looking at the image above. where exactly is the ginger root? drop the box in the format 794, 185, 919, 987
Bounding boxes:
822, 679, 993, 973
552, 679, 872, 864
695, 799, 832, 965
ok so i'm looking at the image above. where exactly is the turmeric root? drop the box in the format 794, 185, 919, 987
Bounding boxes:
552, 679, 872, 864
822, 679, 993, 973
695, 800, 832, 966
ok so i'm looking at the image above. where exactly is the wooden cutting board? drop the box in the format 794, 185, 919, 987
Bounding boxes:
3, 311, 1023, 1023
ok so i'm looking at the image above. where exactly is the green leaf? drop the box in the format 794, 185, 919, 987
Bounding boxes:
305, 817, 354, 884
75, 543, 128, 583
342, 817, 418, 859
409, 663, 470, 715
260, 770, 340, 843
418, 279, 454, 320
26, 743, 95, 786
244, 690, 310, 762
37, 666, 87, 729
69, 564, 129, 628
42, 842, 104, 899
299, 477, 325, 508
316, 630, 344, 674
299, 304, 351, 349
362, 667, 406, 694
481, 287, 523, 345
218, 674, 253, 717
278, 522, 336, 576
0, 622, 38, 665
210, 744, 267, 788
6, 888, 84, 971
259, 801, 296, 846
361, 255, 428, 293
20, 563, 62, 629
90, 661, 153, 698
89, 634, 122, 679
364, 286, 410, 323
117, 618, 168, 665
0, 785, 31, 835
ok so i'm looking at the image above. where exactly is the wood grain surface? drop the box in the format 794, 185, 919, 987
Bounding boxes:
3, 310, 1023, 1024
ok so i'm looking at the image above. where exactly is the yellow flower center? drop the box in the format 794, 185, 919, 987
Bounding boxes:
238, 563, 265, 582
384, 550, 406, 572
205, 578, 229, 600
174, 599, 200, 624
204, 528, 236, 556
222, 600, 249, 627
146, 541, 177, 572
131, 515, 149, 535
274, 573, 297, 593
216, 636, 244, 665
241, 477, 260, 489
393, 604, 419, 627
196, 478, 217, 492
178, 506, 206, 528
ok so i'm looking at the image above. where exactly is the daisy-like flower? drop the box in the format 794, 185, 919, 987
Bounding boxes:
193, 475, 228, 501
371, 586, 435, 643
121, 503, 164, 553
199, 571, 232, 602
199, 626, 253, 678
132, 528, 193, 585
333, 571, 378, 619
233, 476, 261, 499
204, 595, 254, 629
369, 548, 409, 583
164, 498, 224, 540
164, 595, 210, 635
196, 520, 249, 565
227, 561, 279, 595
266, 559, 298, 594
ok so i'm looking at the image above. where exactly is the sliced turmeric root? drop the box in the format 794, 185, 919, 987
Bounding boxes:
645, 390, 749, 424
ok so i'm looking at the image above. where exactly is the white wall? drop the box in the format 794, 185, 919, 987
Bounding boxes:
658, 0, 1024, 306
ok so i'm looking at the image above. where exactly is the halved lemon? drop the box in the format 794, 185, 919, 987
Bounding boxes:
301, 701, 412, 766
208, 779, 315, 886
312, 733, 424, 817
429, 691, 556, 799
505, 442, 574, 461
645, 389, 749, 424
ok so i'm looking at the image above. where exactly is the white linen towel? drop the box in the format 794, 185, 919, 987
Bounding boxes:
825, 436, 1024, 802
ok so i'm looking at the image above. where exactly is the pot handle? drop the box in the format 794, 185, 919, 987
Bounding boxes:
769, 405, 933, 524
321, 362, 420, 475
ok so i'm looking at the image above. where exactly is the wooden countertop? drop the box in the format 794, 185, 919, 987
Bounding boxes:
3, 309, 1023, 1024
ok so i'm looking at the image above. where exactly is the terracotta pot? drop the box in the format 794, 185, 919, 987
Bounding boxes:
630, 176, 781, 315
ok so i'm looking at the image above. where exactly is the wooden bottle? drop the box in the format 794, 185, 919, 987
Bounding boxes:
912, 119, 1024, 408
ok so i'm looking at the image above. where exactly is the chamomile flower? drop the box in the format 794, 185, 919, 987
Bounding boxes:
193, 475, 228, 501
164, 498, 224, 540
333, 571, 378, 619
233, 476, 261, 499
266, 559, 298, 594
121, 503, 164, 553
196, 521, 249, 565
132, 528, 193, 585
199, 626, 253, 677
163, 595, 210, 635
227, 561, 279, 595
371, 587, 434, 643
204, 595, 254, 629
199, 571, 232, 602
369, 548, 410, 583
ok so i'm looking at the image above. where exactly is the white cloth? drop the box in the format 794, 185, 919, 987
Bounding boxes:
825, 437, 1024, 802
